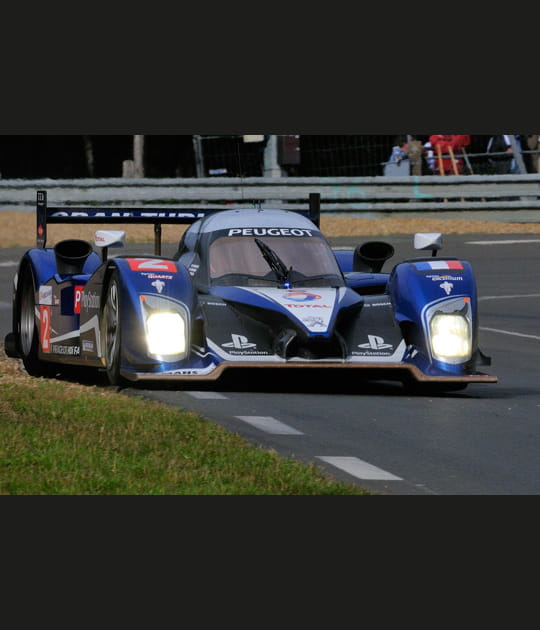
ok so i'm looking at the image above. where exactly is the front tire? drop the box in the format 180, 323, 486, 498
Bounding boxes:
101, 270, 124, 386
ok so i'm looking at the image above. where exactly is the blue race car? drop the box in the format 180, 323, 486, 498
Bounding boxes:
4, 191, 498, 392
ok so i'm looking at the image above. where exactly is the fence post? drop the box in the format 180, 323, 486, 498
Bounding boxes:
133, 135, 145, 178
509, 135, 528, 174
192, 135, 205, 178
263, 135, 284, 178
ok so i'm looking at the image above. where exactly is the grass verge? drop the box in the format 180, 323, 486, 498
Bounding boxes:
0, 345, 369, 495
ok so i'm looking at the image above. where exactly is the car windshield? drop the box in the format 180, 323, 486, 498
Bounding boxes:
209, 235, 345, 287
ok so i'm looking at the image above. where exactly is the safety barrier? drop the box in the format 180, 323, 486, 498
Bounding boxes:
1, 175, 540, 215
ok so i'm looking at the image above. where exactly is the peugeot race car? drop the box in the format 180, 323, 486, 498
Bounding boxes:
3, 191, 498, 392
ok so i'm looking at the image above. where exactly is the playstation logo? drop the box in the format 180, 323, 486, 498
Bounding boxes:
358, 335, 393, 351
222, 334, 257, 350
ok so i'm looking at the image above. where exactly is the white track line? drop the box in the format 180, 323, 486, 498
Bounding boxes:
466, 239, 540, 245
479, 294, 540, 301
480, 327, 540, 341
187, 391, 228, 400
234, 416, 304, 435
317, 457, 403, 481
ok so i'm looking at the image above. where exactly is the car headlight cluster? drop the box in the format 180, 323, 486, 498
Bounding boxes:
424, 297, 473, 365
146, 312, 187, 356
430, 313, 471, 361
141, 295, 189, 361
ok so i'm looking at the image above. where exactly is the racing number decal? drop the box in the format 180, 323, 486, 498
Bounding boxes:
40, 306, 51, 353
127, 258, 177, 273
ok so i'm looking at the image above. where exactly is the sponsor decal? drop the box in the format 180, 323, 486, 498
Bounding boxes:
82, 290, 100, 310
283, 290, 321, 303
440, 281, 454, 295
428, 274, 464, 282
151, 279, 165, 294
40, 306, 51, 353
188, 264, 199, 276
302, 316, 325, 328
51, 210, 206, 220
358, 335, 393, 352
164, 365, 217, 376
144, 273, 173, 280
414, 260, 464, 271
363, 301, 391, 308
127, 258, 177, 273
52, 344, 81, 356
285, 303, 331, 310
222, 334, 257, 351
82, 340, 94, 352
38, 285, 53, 306
227, 228, 313, 237
74, 285, 84, 314
245, 287, 336, 332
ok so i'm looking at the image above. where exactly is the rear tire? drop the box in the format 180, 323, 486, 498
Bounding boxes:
101, 271, 124, 386
16, 263, 58, 378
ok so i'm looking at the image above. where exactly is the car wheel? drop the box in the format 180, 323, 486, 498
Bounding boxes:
17, 263, 58, 378
101, 271, 124, 386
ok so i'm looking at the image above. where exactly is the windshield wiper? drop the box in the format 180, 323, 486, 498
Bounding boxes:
254, 238, 292, 287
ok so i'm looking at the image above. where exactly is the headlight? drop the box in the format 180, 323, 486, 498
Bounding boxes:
430, 313, 471, 361
146, 311, 187, 356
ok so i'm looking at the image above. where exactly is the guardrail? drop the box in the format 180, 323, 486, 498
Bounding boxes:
1, 175, 540, 215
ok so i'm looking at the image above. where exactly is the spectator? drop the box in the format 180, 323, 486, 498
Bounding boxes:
388, 135, 410, 164
423, 140, 436, 174
526, 134, 540, 173
487, 135, 516, 174
429, 135, 471, 175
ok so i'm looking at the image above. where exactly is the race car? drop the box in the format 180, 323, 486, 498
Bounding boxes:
3, 190, 498, 392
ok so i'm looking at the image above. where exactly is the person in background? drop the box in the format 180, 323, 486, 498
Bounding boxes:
486, 134, 513, 174
526, 134, 540, 173
423, 140, 436, 174
428, 135, 471, 175
388, 135, 410, 164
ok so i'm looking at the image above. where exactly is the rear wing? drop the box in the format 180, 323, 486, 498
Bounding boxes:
36, 190, 322, 255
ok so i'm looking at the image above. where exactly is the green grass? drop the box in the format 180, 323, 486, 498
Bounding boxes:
0, 355, 370, 495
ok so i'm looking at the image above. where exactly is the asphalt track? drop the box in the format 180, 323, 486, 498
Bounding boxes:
1, 234, 539, 495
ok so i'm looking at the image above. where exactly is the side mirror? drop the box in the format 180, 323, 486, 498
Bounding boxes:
414, 233, 442, 257
94, 230, 126, 262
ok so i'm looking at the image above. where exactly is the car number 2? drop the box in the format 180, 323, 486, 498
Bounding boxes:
40, 305, 51, 353
127, 258, 177, 272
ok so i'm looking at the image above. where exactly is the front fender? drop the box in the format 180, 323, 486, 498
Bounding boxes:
388, 258, 480, 375
105, 256, 199, 372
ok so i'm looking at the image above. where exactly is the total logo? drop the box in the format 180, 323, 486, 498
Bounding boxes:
358, 335, 393, 351
283, 290, 321, 303
222, 334, 257, 350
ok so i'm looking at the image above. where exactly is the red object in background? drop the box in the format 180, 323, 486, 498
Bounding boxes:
429, 135, 471, 174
